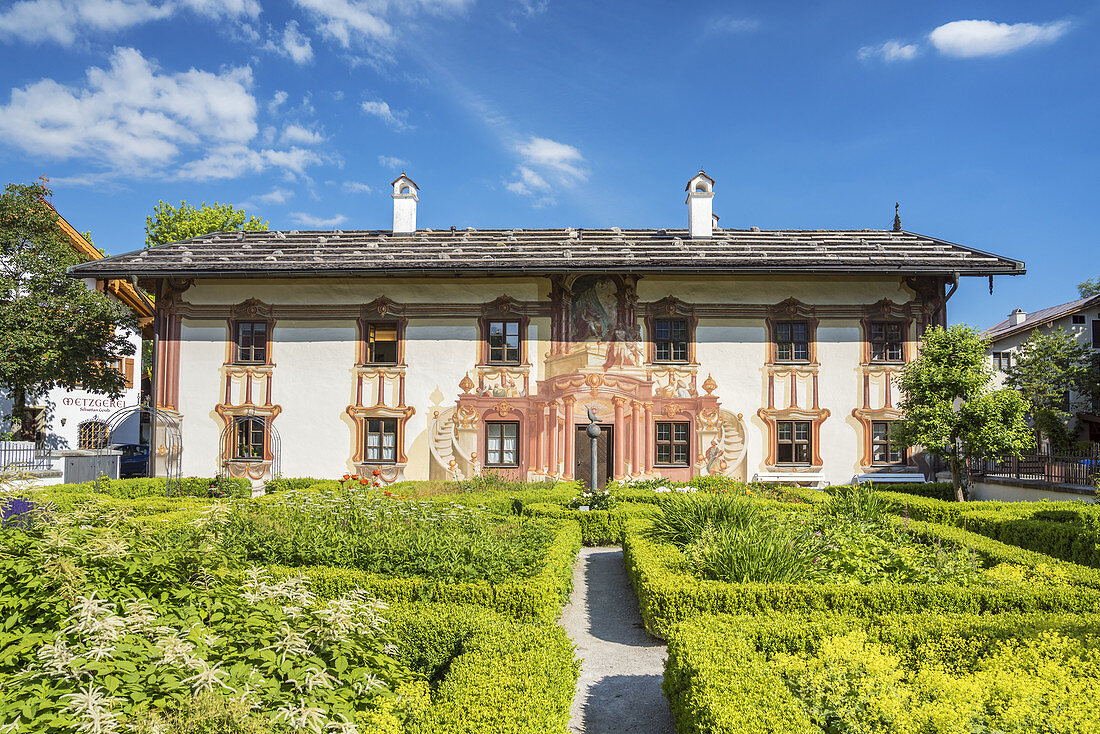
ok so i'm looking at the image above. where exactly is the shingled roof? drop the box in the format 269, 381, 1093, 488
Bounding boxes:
984, 293, 1100, 341
69, 227, 1025, 279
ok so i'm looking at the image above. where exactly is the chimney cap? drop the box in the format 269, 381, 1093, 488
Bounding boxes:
392, 172, 419, 197
685, 170, 715, 193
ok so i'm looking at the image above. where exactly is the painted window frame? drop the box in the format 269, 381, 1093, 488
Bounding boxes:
772, 320, 812, 363
652, 318, 690, 363
365, 321, 401, 365
485, 319, 522, 365
869, 321, 905, 363
485, 421, 521, 467
234, 321, 269, 365
234, 417, 266, 461
654, 420, 691, 466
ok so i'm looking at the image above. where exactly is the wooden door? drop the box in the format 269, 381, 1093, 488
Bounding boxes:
575, 425, 613, 489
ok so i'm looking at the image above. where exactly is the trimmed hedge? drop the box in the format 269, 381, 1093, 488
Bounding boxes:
861, 481, 956, 501
33, 475, 252, 499
386, 604, 579, 733
622, 518, 1100, 638
664, 611, 1100, 734
877, 492, 1100, 568
271, 519, 582, 623
521, 502, 659, 545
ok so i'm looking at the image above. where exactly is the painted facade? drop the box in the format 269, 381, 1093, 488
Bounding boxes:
71, 172, 1024, 486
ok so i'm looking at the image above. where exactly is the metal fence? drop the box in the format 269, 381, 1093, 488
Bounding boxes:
0, 441, 54, 472
970, 447, 1100, 487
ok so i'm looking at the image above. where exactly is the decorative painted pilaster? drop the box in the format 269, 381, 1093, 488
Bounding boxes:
548, 403, 559, 476
644, 402, 654, 473
563, 396, 575, 479
613, 397, 626, 479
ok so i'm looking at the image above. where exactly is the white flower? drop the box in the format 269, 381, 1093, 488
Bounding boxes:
654, 486, 671, 493
121, 599, 157, 632
325, 715, 359, 734
275, 701, 327, 734
60, 685, 122, 734
182, 661, 234, 694
260, 622, 312, 665
36, 638, 79, 680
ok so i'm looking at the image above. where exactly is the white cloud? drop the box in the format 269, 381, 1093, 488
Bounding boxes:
858, 40, 919, 62
505, 137, 586, 206
377, 154, 407, 168
929, 19, 1071, 58
706, 17, 760, 35
291, 211, 347, 228
0, 47, 321, 181
0, 0, 258, 46
255, 187, 294, 204
278, 20, 314, 64
280, 123, 324, 145
343, 181, 372, 194
268, 90, 288, 114
361, 99, 410, 130
293, 0, 472, 52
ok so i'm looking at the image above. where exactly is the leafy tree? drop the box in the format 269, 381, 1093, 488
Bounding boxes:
145, 200, 267, 247
1005, 327, 1093, 449
894, 325, 1032, 502
1079, 278, 1100, 298
0, 182, 137, 440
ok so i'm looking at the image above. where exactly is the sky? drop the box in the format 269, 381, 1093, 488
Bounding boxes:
0, 0, 1096, 328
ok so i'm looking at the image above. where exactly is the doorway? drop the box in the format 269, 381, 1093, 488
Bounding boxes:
575, 424, 614, 489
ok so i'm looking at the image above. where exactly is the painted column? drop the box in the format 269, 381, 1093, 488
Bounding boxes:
527, 409, 541, 479
548, 403, 559, 477
633, 401, 643, 477
563, 396, 575, 480
613, 397, 625, 479
535, 402, 547, 474
644, 402, 654, 474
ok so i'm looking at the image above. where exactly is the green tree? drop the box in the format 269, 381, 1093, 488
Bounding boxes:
894, 325, 1032, 502
1079, 278, 1100, 298
145, 201, 267, 247
0, 182, 137, 439
1005, 327, 1093, 449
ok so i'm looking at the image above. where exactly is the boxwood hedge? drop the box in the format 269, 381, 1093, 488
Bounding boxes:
664, 611, 1100, 734
521, 502, 659, 545
622, 518, 1100, 638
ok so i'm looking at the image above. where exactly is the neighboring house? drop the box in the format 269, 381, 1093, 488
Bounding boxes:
0, 206, 153, 453
69, 172, 1023, 487
984, 294, 1100, 444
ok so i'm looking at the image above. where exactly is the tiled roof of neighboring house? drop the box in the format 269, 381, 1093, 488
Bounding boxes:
984, 294, 1100, 341
68, 227, 1025, 280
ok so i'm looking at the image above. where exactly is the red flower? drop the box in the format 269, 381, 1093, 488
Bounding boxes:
383, 491, 392, 497
360, 478, 368, 485
342, 474, 350, 480
372, 469, 381, 476
351, 474, 359, 480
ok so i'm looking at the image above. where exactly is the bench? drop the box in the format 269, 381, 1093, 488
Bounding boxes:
855, 473, 927, 484
753, 472, 826, 487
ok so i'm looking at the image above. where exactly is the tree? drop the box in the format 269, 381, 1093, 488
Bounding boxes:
145, 201, 267, 247
894, 325, 1032, 502
0, 182, 137, 439
1079, 278, 1100, 298
1004, 327, 1092, 449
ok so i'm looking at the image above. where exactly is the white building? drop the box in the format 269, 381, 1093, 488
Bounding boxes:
984, 294, 1100, 444
0, 207, 152, 473
70, 172, 1024, 487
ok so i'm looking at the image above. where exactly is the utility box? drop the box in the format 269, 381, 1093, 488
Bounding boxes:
61, 450, 121, 484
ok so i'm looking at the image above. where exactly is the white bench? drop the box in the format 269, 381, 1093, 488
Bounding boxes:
754, 472, 826, 487
855, 473, 927, 484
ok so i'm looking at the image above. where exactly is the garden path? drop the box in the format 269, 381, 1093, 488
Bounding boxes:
560, 547, 676, 734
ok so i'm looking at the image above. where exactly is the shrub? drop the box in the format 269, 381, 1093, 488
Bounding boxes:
522, 502, 658, 545
823, 483, 888, 523
665, 612, 1100, 734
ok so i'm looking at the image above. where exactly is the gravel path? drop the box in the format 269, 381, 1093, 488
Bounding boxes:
560, 547, 676, 734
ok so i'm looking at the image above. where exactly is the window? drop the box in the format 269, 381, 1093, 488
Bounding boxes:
992, 352, 1013, 371
871, 421, 903, 465
366, 323, 399, 364
234, 418, 265, 460
1093, 320, 1100, 349
1072, 314, 1086, 325
487, 320, 521, 364
364, 418, 397, 463
776, 421, 811, 465
655, 422, 690, 465
235, 322, 268, 364
870, 321, 904, 362
774, 321, 809, 362
485, 422, 519, 466
653, 319, 689, 362
78, 421, 107, 450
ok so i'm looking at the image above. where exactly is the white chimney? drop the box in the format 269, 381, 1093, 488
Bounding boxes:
1009, 308, 1027, 326
685, 171, 715, 238
391, 173, 418, 234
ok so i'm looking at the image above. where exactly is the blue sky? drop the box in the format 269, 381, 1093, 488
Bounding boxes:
0, 1, 1096, 328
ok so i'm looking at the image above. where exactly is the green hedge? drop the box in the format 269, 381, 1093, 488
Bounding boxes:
271, 519, 582, 623
386, 603, 579, 733
859, 481, 956, 501
877, 492, 1100, 568
35, 475, 252, 499
622, 518, 1100, 638
521, 502, 659, 545
664, 611, 1100, 734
